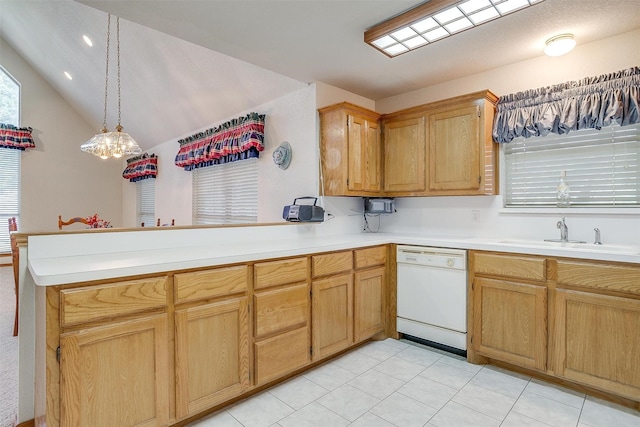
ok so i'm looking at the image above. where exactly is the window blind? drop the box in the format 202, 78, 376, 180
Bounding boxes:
503, 123, 640, 207
137, 178, 155, 227
192, 159, 258, 224
0, 149, 20, 253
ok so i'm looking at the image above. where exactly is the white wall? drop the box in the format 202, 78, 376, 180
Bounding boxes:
1, 37, 123, 232
375, 30, 640, 246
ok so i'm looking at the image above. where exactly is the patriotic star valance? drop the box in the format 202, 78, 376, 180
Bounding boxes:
174, 112, 265, 171
0, 123, 36, 150
122, 153, 158, 182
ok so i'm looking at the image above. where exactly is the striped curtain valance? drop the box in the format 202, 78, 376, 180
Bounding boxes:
174, 112, 265, 171
122, 153, 158, 182
493, 66, 640, 143
0, 123, 36, 150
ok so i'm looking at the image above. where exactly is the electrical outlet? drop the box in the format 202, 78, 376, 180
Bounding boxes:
472, 210, 480, 223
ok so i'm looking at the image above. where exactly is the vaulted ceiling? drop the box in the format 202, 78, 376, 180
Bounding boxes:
1, 0, 639, 150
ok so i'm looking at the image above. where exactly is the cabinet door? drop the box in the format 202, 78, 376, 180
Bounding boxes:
354, 266, 385, 343
383, 116, 426, 193
175, 297, 250, 418
473, 277, 547, 371
553, 289, 640, 401
60, 315, 169, 427
312, 274, 353, 360
347, 115, 381, 192
429, 104, 480, 192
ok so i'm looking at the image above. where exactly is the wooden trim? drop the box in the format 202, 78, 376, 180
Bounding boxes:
17, 420, 35, 427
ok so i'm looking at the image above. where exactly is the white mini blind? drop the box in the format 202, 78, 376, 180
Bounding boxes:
503, 123, 640, 207
0, 149, 20, 253
192, 158, 258, 224
137, 179, 155, 227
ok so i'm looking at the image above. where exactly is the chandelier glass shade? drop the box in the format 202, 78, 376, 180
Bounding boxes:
81, 14, 141, 159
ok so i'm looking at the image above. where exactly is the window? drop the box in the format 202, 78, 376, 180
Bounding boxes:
192, 159, 258, 224
503, 123, 640, 207
0, 65, 20, 253
137, 179, 155, 227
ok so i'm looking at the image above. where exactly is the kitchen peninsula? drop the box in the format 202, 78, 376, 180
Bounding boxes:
24, 223, 640, 426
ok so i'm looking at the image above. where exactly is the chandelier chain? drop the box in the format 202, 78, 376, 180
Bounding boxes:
116, 16, 122, 127
102, 14, 111, 129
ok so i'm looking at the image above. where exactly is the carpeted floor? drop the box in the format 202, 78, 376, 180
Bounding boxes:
0, 266, 18, 427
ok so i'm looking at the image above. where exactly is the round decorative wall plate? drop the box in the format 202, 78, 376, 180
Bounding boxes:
273, 141, 292, 170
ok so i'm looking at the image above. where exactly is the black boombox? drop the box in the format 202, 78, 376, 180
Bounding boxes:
283, 197, 325, 222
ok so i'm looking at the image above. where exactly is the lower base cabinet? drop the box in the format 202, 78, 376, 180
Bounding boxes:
312, 273, 354, 360
60, 314, 170, 427
554, 289, 640, 401
354, 266, 385, 343
175, 297, 250, 418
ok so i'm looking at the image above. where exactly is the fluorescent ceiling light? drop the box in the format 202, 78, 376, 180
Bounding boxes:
82, 35, 93, 47
544, 33, 576, 56
365, 0, 546, 57
64, 71, 73, 80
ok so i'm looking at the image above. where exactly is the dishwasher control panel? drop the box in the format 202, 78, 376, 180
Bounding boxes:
396, 246, 466, 270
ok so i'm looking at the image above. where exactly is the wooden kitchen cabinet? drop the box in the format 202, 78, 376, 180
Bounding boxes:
60, 315, 169, 427
319, 102, 382, 196
52, 276, 170, 427
552, 260, 640, 402
382, 90, 498, 197
253, 257, 310, 385
470, 252, 548, 372
382, 115, 426, 193
354, 246, 387, 343
174, 265, 250, 419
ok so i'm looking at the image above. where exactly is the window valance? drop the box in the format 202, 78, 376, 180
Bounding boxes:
0, 123, 36, 150
174, 112, 265, 171
122, 153, 158, 182
493, 66, 640, 143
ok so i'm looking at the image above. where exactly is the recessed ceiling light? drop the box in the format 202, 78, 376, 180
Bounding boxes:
365, 0, 546, 57
64, 71, 73, 80
83, 35, 93, 47
544, 34, 576, 56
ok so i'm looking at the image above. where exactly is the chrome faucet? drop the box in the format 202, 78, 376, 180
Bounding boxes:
594, 228, 602, 245
557, 217, 568, 242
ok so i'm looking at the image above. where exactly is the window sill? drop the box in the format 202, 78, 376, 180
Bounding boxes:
499, 207, 640, 216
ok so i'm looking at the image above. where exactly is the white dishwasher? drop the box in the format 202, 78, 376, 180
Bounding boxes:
396, 245, 468, 353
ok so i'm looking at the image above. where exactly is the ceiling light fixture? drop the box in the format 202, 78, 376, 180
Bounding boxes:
543, 33, 576, 56
83, 34, 93, 47
365, 0, 545, 58
64, 71, 73, 80
81, 14, 141, 160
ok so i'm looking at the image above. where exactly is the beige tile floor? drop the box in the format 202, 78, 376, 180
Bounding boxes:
189, 339, 640, 427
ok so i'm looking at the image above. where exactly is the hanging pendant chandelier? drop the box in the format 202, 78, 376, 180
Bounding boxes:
81, 14, 141, 159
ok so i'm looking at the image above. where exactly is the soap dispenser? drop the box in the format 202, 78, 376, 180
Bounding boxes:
557, 170, 570, 207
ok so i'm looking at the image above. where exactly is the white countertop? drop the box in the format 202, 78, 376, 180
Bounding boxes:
27, 228, 640, 286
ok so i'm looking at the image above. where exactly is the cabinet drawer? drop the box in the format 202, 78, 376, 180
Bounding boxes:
254, 283, 309, 338
473, 252, 546, 282
60, 276, 168, 326
254, 257, 308, 290
255, 326, 310, 385
557, 260, 640, 295
174, 265, 248, 304
354, 246, 386, 269
312, 251, 353, 278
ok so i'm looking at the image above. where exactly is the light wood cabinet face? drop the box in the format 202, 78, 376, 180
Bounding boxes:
174, 265, 248, 304
383, 116, 426, 193
354, 266, 385, 342
429, 105, 480, 191
60, 276, 167, 327
254, 257, 307, 290
354, 246, 386, 269
175, 297, 250, 418
554, 289, 640, 401
60, 315, 169, 427
254, 283, 309, 338
319, 103, 381, 196
255, 326, 310, 386
312, 251, 353, 278
473, 277, 547, 371
312, 273, 354, 359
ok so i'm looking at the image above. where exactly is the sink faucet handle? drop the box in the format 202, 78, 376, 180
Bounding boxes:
594, 227, 602, 245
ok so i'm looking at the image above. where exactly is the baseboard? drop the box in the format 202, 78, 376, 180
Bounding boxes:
17, 420, 35, 427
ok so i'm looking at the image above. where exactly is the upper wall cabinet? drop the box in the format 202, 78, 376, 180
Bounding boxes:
319, 91, 499, 198
381, 90, 498, 197
319, 103, 382, 196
